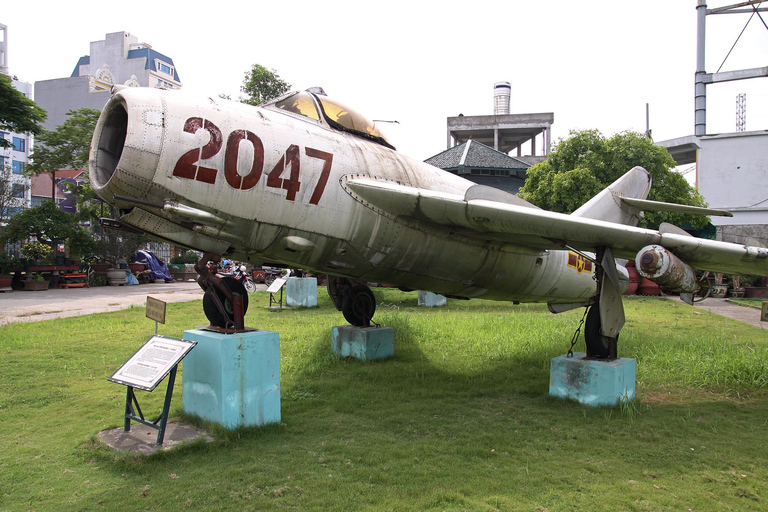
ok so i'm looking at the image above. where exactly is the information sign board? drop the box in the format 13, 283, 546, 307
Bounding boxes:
146, 296, 167, 324
109, 335, 196, 391
266, 277, 287, 294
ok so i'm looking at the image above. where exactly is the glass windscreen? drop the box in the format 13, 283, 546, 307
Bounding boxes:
273, 92, 321, 121
315, 96, 393, 148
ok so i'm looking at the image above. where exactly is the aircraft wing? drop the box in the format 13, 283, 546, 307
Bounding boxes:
344, 177, 768, 276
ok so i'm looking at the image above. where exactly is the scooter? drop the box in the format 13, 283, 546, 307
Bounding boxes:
232, 265, 257, 293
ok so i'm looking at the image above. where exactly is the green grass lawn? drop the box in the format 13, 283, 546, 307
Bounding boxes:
2, 290, 768, 511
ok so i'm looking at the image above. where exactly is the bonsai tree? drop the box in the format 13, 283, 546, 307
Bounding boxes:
21, 241, 52, 261
0, 252, 21, 277
1, 201, 94, 258
91, 229, 146, 268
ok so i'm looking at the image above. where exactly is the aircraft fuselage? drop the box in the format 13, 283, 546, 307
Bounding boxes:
90, 88, 597, 304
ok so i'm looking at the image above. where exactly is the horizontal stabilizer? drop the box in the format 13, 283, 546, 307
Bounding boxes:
620, 197, 733, 217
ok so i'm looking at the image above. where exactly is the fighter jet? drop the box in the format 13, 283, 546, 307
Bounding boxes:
89, 86, 766, 358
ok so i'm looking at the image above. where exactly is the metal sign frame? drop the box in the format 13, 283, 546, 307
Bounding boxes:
268, 277, 287, 308
108, 335, 197, 446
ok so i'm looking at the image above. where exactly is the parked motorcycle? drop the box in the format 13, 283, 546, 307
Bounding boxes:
233, 265, 257, 292
216, 265, 257, 293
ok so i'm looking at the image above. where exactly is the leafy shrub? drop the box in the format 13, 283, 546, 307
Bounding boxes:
21, 242, 52, 260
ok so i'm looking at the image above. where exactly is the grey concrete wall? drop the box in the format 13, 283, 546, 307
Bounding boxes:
35, 76, 111, 130
697, 131, 768, 227
717, 224, 768, 246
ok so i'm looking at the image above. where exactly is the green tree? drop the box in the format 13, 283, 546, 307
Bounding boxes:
1, 201, 94, 257
240, 64, 291, 106
0, 74, 47, 148
518, 129, 708, 229
26, 108, 100, 202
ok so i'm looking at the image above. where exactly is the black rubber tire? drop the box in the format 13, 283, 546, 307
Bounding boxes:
264, 273, 276, 286
341, 285, 376, 326
584, 305, 611, 358
244, 279, 256, 293
202, 276, 249, 328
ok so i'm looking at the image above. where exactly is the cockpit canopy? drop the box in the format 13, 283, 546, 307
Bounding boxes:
268, 90, 395, 150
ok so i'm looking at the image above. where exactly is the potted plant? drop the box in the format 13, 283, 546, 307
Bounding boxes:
712, 272, 728, 298
21, 242, 52, 265
91, 230, 146, 285
0, 253, 21, 291
23, 272, 49, 291
729, 275, 745, 299
742, 274, 768, 298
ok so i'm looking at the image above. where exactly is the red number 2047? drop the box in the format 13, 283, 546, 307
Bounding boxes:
172, 117, 333, 205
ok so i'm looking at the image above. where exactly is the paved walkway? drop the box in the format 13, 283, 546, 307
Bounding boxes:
0, 280, 207, 326
686, 296, 767, 330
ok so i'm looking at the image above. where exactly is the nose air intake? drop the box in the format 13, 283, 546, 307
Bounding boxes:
90, 98, 128, 189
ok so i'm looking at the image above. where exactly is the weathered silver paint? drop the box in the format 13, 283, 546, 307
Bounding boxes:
636, 245, 699, 293
89, 87, 768, 312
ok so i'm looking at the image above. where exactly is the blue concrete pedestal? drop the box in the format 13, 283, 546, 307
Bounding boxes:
182, 329, 280, 429
286, 277, 318, 307
331, 325, 394, 360
418, 291, 447, 307
549, 352, 636, 407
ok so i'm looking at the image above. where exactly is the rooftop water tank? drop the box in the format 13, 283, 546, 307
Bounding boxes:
494, 81, 511, 115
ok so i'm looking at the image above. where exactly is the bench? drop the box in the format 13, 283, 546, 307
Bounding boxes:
59, 272, 88, 289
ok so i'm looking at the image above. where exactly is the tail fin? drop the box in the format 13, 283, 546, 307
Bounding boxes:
571, 166, 651, 226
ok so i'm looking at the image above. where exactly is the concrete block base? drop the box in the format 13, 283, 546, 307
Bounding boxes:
331, 325, 394, 360
182, 329, 280, 429
286, 277, 318, 307
418, 291, 447, 307
549, 352, 636, 407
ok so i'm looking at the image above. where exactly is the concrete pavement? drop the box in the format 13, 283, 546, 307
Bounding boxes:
0, 280, 206, 325
687, 296, 768, 330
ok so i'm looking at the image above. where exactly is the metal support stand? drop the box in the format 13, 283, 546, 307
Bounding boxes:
123, 365, 178, 446
269, 287, 284, 308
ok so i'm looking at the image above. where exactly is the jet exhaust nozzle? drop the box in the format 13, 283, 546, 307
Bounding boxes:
635, 245, 698, 293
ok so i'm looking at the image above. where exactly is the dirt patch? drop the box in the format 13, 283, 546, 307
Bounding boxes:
16, 310, 64, 318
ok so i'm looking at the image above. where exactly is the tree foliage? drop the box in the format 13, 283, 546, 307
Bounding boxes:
518, 129, 708, 229
240, 64, 291, 106
26, 108, 100, 177
0, 74, 47, 148
0, 201, 93, 257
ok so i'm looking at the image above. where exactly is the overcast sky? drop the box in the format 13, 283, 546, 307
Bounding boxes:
2, 1, 767, 160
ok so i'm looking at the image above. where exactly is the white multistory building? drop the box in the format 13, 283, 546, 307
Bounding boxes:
0, 23, 33, 221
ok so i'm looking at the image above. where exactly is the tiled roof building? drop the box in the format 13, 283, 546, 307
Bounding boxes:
425, 140, 530, 195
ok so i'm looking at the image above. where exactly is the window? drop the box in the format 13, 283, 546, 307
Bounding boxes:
0, 156, 5, 169
11, 183, 25, 198
156, 61, 173, 76
274, 92, 321, 121
12, 137, 25, 152
12, 160, 23, 174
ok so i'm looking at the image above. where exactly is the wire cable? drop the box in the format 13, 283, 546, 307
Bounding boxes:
717, 11, 755, 73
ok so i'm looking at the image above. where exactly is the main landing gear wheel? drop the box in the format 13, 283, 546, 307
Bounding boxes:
202, 276, 249, 328
584, 305, 615, 359
341, 285, 376, 327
